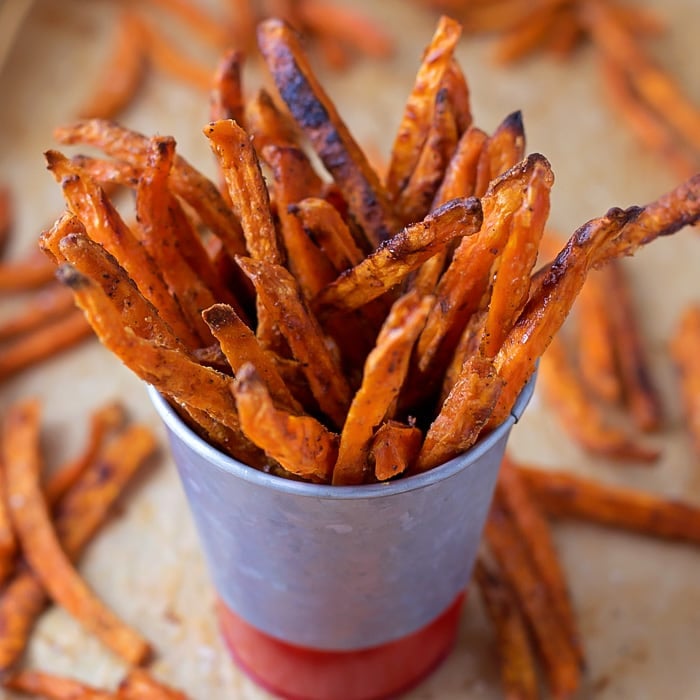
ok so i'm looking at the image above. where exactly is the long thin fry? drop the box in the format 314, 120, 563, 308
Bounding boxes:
118, 667, 188, 699
474, 111, 526, 197
4, 400, 151, 665
77, 11, 147, 120
313, 196, 482, 316
0, 416, 18, 586
244, 88, 300, 153
517, 464, 700, 543
0, 185, 11, 258
332, 291, 432, 485
4, 669, 113, 699
233, 364, 338, 483
257, 18, 398, 248
143, 0, 229, 48
0, 284, 75, 342
0, 248, 57, 292
0, 423, 157, 671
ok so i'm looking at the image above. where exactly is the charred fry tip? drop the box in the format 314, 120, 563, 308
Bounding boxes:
55, 263, 89, 290
201, 302, 235, 330
500, 109, 524, 133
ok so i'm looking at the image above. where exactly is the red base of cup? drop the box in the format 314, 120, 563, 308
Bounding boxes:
217, 593, 465, 700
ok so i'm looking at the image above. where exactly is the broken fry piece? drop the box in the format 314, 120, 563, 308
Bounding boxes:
370, 420, 422, 482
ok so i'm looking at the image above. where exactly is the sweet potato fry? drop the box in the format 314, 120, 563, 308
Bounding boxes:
202, 303, 301, 413
233, 363, 339, 483
204, 119, 282, 264
485, 501, 582, 699
441, 59, 472, 134
539, 334, 659, 462
144, 0, 229, 48
385, 16, 463, 200
244, 88, 300, 153
53, 119, 248, 259
77, 11, 147, 120
332, 291, 432, 485
313, 196, 483, 317
287, 197, 364, 273
0, 184, 12, 258
118, 668, 188, 699
472, 558, 539, 700
237, 257, 351, 428
4, 669, 114, 699
0, 309, 93, 382
46, 150, 199, 348
516, 463, 700, 544
575, 266, 622, 404
498, 456, 583, 664
210, 48, 245, 128
416, 155, 539, 373
0, 248, 57, 292
257, 18, 398, 248
605, 260, 663, 432
480, 155, 552, 357
415, 352, 502, 471
670, 305, 700, 457
493, 3, 560, 65
0, 283, 75, 342
370, 420, 422, 482
262, 144, 336, 298
0, 417, 18, 586
0, 422, 157, 671
4, 400, 151, 665
45, 401, 126, 506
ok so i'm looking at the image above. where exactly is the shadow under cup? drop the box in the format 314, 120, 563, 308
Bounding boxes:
148, 376, 536, 700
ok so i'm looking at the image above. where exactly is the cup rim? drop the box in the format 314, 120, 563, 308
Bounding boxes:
147, 372, 536, 501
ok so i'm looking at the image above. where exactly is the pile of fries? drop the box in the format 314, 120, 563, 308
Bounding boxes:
39, 16, 700, 487
0, 398, 191, 697
417, 0, 700, 181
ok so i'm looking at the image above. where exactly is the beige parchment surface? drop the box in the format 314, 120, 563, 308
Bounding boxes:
1, 0, 700, 698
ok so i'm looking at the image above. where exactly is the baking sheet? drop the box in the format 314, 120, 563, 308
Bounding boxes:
1, 0, 699, 697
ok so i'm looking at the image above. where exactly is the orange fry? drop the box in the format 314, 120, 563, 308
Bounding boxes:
370, 420, 423, 482
0, 416, 19, 586
4, 669, 113, 699
4, 400, 151, 665
670, 305, 700, 457
118, 667, 188, 699
385, 16, 463, 200
492, 2, 561, 65
313, 196, 483, 316
472, 559, 539, 700
53, 120, 248, 259
237, 257, 351, 429
0, 283, 75, 342
332, 291, 432, 485
143, 0, 229, 48
233, 364, 339, 483
539, 334, 659, 462
244, 88, 300, 153
485, 501, 582, 699
517, 464, 700, 544
77, 11, 147, 120
210, 49, 245, 126
257, 18, 398, 248
0, 184, 13, 258
0, 248, 57, 292
0, 423, 157, 671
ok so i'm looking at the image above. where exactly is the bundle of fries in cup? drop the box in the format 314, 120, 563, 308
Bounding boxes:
39, 14, 699, 489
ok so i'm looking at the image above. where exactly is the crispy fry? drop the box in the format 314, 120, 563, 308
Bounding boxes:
415, 352, 502, 471
210, 48, 245, 127
539, 334, 659, 461
287, 197, 364, 273
53, 120, 248, 259
0, 309, 93, 382
0, 415, 19, 586
485, 501, 582, 699
0, 184, 12, 258
0, 283, 75, 342
332, 291, 432, 485
0, 423, 157, 671
575, 266, 622, 404
475, 111, 526, 197
77, 11, 147, 120
202, 303, 301, 413
313, 196, 482, 316
473, 558, 539, 700
45, 150, 200, 348
237, 257, 351, 428
441, 59, 472, 134
370, 420, 423, 482
498, 456, 583, 664
244, 88, 300, 153
670, 305, 700, 457
517, 463, 700, 543
0, 248, 57, 292
4, 400, 151, 665
385, 16, 462, 200
480, 155, 552, 357
258, 18, 398, 248
118, 667, 188, 699
204, 119, 282, 264
233, 363, 338, 483
45, 401, 126, 506
605, 260, 663, 432
4, 669, 113, 699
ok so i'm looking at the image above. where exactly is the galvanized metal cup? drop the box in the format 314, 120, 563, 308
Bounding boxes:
149, 376, 536, 700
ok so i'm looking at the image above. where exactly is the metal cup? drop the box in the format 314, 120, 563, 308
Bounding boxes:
149, 375, 535, 699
